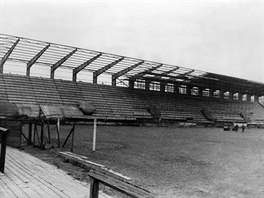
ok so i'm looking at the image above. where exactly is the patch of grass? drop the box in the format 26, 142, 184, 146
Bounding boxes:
23, 125, 264, 198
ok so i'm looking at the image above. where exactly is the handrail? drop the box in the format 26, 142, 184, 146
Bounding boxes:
88, 169, 155, 198
0, 127, 8, 173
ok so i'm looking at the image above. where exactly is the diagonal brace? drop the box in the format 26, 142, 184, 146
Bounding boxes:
27, 44, 50, 76
112, 61, 144, 86
73, 53, 102, 81
93, 56, 124, 84
50, 48, 77, 79
129, 63, 163, 81
0, 38, 20, 73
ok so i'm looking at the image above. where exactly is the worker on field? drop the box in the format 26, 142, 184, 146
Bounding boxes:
242, 124, 246, 133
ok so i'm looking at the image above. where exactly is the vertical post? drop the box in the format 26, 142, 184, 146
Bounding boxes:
33, 124, 37, 145
47, 121, 51, 143
174, 84, 179, 94
160, 82, 165, 92
89, 177, 99, 198
40, 121, 44, 149
93, 118, 97, 152
56, 117, 61, 147
0, 128, 8, 173
129, 80, 134, 89
71, 123, 75, 152
198, 87, 203, 97
28, 122, 32, 145
145, 80, 150, 91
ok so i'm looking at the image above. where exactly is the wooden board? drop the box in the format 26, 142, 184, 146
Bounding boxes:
0, 146, 112, 198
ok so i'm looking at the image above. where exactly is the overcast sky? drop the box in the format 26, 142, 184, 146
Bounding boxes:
1, 0, 263, 83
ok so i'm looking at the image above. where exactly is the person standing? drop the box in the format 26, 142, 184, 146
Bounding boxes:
242, 124, 246, 133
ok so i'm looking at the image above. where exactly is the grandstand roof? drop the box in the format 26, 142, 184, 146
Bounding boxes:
1, 33, 263, 96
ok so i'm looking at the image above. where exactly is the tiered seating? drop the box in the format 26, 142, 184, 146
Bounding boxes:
0, 74, 263, 124
121, 88, 152, 119
240, 102, 264, 124
55, 80, 84, 105
195, 99, 245, 123
141, 92, 209, 123
30, 77, 62, 105
0, 75, 8, 103
76, 82, 112, 119
3, 75, 37, 104
98, 85, 135, 120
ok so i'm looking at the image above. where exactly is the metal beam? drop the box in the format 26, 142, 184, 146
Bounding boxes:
129, 64, 163, 80
93, 56, 124, 84
112, 61, 144, 86
171, 69, 195, 79
27, 44, 50, 76
73, 53, 102, 81
50, 48, 77, 79
161, 67, 179, 75
0, 38, 20, 73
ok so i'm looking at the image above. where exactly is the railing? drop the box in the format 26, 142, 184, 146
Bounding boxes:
88, 169, 155, 198
0, 127, 8, 173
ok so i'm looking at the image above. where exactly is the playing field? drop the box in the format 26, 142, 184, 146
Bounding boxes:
30, 125, 264, 198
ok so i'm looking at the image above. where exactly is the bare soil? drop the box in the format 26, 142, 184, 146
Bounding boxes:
22, 125, 264, 198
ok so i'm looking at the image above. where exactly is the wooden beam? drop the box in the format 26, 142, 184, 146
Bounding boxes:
93, 56, 124, 84
89, 177, 99, 198
0, 38, 20, 73
112, 61, 144, 86
27, 44, 50, 76
72, 53, 102, 81
50, 48, 77, 79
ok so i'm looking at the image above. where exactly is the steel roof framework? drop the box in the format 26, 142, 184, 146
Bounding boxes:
0, 33, 263, 96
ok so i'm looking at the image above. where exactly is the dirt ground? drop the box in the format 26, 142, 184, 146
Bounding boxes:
22, 125, 264, 198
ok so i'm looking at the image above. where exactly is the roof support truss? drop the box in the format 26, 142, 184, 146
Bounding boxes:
72, 53, 102, 81
161, 67, 179, 75
129, 64, 163, 81
112, 61, 144, 86
26, 44, 50, 76
50, 48, 77, 79
0, 38, 20, 73
93, 56, 124, 84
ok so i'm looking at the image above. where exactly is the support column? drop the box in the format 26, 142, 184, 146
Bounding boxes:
198, 87, 203, 97
160, 82, 165, 92
174, 84, 179, 94
246, 94, 251, 102
229, 92, 233, 100
145, 80, 150, 91
129, 80, 135, 89
209, 89, 214, 98
238, 93, 242, 101
220, 90, 224, 99
186, 86, 191, 96
254, 95, 259, 102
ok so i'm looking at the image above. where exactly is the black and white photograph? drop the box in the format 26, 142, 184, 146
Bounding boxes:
0, 0, 263, 197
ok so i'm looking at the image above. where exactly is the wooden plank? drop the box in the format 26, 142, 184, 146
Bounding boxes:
88, 170, 155, 198
4, 147, 98, 198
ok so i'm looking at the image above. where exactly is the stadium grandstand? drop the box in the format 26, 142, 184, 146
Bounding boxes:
0, 33, 264, 137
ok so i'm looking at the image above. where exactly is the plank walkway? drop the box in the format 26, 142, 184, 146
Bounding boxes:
0, 146, 112, 198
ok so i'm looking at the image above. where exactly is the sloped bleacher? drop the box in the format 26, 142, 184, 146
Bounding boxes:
30, 77, 62, 105
0, 74, 263, 124
3, 75, 37, 104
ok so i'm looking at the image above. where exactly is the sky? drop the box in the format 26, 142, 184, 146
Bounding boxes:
0, 0, 263, 83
